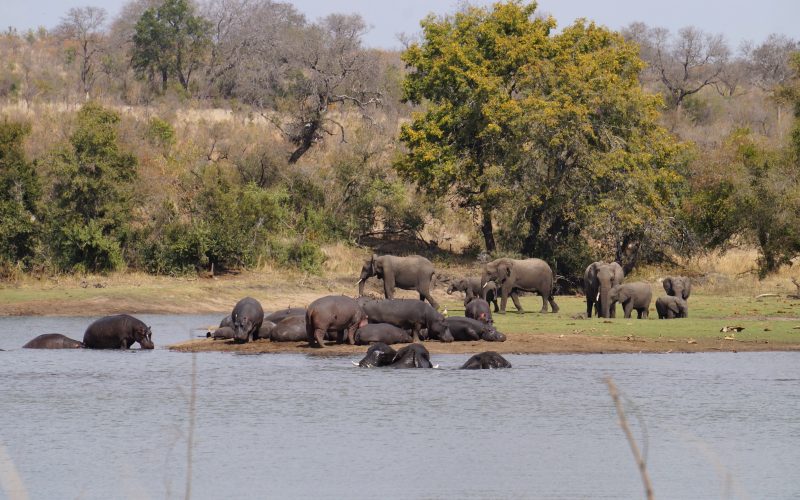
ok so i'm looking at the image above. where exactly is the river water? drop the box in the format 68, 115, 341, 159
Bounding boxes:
0, 314, 798, 499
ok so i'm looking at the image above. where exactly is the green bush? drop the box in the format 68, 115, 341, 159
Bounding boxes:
145, 116, 175, 148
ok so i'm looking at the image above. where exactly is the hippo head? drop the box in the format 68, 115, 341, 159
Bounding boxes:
481, 326, 506, 342
358, 343, 397, 367
428, 314, 454, 343
135, 325, 154, 349
233, 315, 253, 343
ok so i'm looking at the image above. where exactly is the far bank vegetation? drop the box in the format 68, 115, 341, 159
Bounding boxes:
1, 0, 799, 288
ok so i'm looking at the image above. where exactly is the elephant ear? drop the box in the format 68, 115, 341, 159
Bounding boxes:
662, 278, 673, 295
501, 260, 513, 277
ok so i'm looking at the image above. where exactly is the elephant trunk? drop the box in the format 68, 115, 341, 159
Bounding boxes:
599, 285, 611, 318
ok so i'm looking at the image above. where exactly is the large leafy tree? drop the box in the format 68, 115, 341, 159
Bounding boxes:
48, 103, 138, 272
0, 120, 40, 266
397, 1, 686, 276
132, 0, 211, 93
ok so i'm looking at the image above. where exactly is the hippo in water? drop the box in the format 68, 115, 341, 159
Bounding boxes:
83, 314, 154, 349
23, 333, 85, 349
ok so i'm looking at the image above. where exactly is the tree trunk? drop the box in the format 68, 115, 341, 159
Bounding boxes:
161, 68, 168, 93
522, 206, 543, 256
480, 207, 496, 253
287, 118, 320, 164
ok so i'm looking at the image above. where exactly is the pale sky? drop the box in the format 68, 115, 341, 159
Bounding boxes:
1, 0, 797, 49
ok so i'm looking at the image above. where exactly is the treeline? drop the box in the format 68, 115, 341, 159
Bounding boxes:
0, 0, 799, 281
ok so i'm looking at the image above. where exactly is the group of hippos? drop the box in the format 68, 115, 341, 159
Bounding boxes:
16, 254, 691, 370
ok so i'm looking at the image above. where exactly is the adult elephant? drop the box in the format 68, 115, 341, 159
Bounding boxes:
481, 258, 559, 314
663, 276, 691, 317
357, 254, 439, 309
584, 261, 625, 318
83, 315, 154, 349
23, 333, 84, 349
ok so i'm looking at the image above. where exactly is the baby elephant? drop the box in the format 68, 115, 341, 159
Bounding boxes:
609, 282, 652, 319
655, 296, 688, 319
461, 352, 512, 369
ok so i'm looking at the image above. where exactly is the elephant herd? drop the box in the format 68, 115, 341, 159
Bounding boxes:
583, 261, 691, 320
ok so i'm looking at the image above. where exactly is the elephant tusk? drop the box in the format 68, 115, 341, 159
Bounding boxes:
432, 364, 440, 369
356, 278, 363, 285
482, 282, 488, 289
351, 361, 359, 366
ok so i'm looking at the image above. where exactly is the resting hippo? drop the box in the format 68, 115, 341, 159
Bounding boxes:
219, 315, 233, 328
23, 333, 84, 349
231, 297, 264, 342
207, 326, 235, 340
445, 317, 506, 342
354, 323, 412, 345
357, 342, 434, 368
465, 298, 493, 324
258, 320, 277, 339
83, 314, 154, 349
358, 298, 453, 343
264, 307, 306, 324
269, 315, 308, 342
461, 352, 512, 369
306, 295, 368, 347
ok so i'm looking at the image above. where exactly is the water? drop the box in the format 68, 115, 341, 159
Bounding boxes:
1, 315, 799, 499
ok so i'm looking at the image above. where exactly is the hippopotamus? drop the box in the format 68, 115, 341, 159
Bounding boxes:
357, 342, 434, 368
269, 315, 308, 342
83, 314, 154, 349
207, 326, 235, 340
231, 297, 264, 342
358, 298, 453, 343
257, 320, 276, 340
354, 323, 412, 345
306, 295, 368, 347
461, 352, 512, 369
219, 315, 233, 328
23, 333, 84, 349
465, 298, 493, 324
264, 307, 306, 324
445, 317, 506, 342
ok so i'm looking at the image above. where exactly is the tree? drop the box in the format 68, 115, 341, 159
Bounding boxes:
56, 6, 107, 98
0, 120, 40, 267
47, 103, 138, 272
131, 0, 212, 92
398, 2, 686, 273
398, 2, 554, 252
625, 24, 730, 108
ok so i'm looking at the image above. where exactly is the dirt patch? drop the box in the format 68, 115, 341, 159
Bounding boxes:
169, 332, 800, 356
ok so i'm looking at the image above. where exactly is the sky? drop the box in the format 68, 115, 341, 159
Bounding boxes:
2, 0, 797, 49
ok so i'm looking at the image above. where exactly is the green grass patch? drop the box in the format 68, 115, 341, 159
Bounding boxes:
442, 295, 800, 344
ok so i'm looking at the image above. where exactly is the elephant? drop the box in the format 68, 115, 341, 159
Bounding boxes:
231, 297, 264, 342
23, 333, 84, 349
354, 323, 413, 345
446, 277, 499, 312
481, 258, 559, 314
264, 307, 306, 324
357, 342, 434, 368
465, 298, 493, 324
461, 352, 512, 369
83, 314, 154, 349
306, 295, 369, 347
655, 296, 688, 319
207, 326, 235, 340
358, 298, 453, 343
663, 276, 691, 316
269, 315, 308, 342
609, 283, 653, 319
584, 261, 625, 318
357, 254, 439, 309
445, 317, 506, 342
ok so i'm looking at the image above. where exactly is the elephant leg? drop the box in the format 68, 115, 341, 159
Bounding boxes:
346, 326, 357, 345
609, 303, 616, 318
491, 298, 499, 313
547, 295, 559, 313
586, 297, 594, 318
641, 308, 649, 319
636, 309, 643, 319
511, 291, 525, 313
623, 302, 633, 319
499, 292, 508, 314
384, 278, 395, 299
666, 309, 675, 319
420, 290, 439, 309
